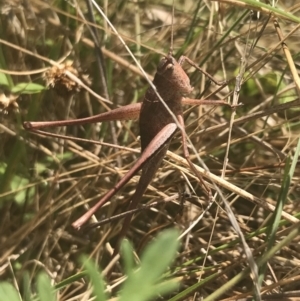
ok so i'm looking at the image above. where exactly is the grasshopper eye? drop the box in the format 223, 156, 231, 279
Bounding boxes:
157, 56, 174, 74
158, 57, 166, 67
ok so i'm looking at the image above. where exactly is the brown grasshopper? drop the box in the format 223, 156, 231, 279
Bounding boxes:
24, 54, 233, 237
23, 6, 236, 247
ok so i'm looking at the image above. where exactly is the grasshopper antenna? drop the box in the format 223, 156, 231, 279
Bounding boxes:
168, 0, 174, 56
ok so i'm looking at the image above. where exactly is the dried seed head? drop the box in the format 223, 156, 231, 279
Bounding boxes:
44, 60, 82, 97
0, 92, 19, 114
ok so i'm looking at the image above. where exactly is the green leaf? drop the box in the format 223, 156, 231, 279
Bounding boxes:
22, 272, 31, 301
54, 271, 87, 290
0, 140, 24, 196
11, 83, 46, 94
36, 273, 56, 301
121, 239, 135, 277
81, 257, 107, 301
10, 175, 31, 205
259, 73, 278, 94
139, 229, 179, 281
0, 282, 21, 301
119, 229, 180, 301
0, 72, 10, 87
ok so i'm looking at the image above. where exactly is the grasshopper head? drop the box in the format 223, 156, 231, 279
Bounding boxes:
157, 55, 193, 95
